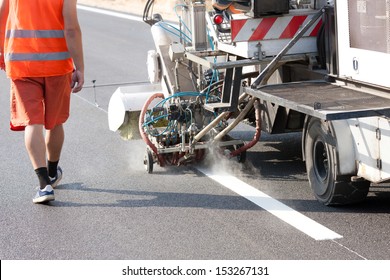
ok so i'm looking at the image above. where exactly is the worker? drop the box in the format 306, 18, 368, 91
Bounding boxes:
0, 0, 84, 203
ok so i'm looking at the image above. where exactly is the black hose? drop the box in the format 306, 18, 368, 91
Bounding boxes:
143, 0, 156, 26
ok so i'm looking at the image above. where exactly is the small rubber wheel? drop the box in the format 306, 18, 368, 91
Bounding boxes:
144, 148, 154, 173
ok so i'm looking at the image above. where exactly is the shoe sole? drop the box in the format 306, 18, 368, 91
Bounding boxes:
51, 173, 62, 189
33, 194, 55, 204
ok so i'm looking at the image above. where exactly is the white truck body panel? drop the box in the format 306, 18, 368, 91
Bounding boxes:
335, 0, 390, 182
348, 117, 390, 183
337, 0, 390, 88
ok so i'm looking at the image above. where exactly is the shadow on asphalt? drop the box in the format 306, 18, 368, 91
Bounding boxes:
53, 183, 260, 210
51, 181, 390, 214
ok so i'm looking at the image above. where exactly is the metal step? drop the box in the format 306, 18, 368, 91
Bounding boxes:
204, 102, 233, 112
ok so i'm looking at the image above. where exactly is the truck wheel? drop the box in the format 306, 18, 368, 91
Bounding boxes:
144, 148, 154, 174
305, 118, 369, 205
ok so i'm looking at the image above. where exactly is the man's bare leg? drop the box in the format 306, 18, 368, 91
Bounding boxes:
25, 124, 55, 203
46, 124, 64, 186
25, 124, 46, 170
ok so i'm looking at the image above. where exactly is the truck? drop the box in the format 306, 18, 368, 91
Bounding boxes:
107, 0, 390, 206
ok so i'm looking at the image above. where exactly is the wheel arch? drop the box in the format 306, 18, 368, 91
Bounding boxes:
302, 115, 357, 176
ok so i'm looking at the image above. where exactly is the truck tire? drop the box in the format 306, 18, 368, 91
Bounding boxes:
305, 118, 369, 205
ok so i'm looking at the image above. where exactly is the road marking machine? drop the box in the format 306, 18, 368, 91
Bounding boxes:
108, 0, 390, 205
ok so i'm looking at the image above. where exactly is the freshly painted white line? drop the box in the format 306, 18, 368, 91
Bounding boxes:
197, 167, 343, 241
77, 4, 144, 22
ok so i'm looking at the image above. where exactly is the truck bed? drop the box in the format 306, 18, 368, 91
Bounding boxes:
245, 80, 390, 120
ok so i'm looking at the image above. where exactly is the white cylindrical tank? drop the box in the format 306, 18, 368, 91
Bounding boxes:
151, 22, 175, 48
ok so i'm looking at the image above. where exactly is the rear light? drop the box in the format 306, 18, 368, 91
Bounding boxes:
213, 14, 224, 25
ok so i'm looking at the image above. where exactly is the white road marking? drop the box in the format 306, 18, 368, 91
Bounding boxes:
80, 3, 343, 242
77, 5, 144, 22
197, 166, 343, 241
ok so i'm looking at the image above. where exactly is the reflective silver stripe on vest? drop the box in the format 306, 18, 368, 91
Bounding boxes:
6, 29, 65, 38
5, 52, 71, 61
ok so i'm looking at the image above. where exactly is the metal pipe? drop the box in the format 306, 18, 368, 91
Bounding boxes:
192, 111, 230, 145
174, 60, 181, 92
181, 123, 186, 152
213, 97, 256, 142
83, 80, 150, 88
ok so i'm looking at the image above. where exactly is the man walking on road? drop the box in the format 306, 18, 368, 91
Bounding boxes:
0, 0, 84, 203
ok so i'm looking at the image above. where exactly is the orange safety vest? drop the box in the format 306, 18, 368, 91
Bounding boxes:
4, 0, 74, 78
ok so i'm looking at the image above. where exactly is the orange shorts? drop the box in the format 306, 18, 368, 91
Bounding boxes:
10, 73, 72, 131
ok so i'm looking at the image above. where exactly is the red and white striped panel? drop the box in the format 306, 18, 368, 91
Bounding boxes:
231, 14, 322, 42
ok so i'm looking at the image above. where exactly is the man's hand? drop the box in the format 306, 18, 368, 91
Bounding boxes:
71, 69, 84, 93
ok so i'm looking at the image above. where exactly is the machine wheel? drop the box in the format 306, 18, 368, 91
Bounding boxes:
144, 148, 154, 173
305, 118, 369, 205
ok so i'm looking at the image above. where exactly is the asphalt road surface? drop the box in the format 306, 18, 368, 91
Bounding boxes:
0, 5, 390, 262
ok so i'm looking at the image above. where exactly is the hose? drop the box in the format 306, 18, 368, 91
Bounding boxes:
229, 99, 261, 158
139, 93, 166, 167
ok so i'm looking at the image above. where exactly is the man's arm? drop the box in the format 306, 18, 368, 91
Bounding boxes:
0, 0, 9, 70
63, 0, 84, 92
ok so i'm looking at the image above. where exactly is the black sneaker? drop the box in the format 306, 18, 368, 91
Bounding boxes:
49, 166, 63, 189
